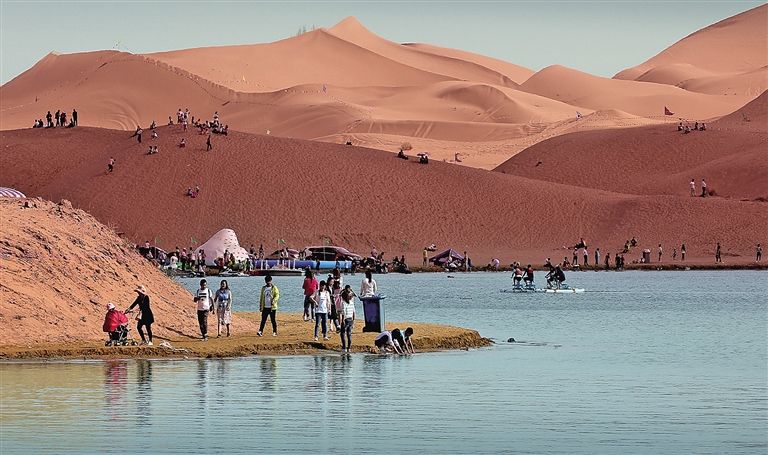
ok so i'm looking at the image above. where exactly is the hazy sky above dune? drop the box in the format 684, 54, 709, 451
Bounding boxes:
0, 1, 763, 84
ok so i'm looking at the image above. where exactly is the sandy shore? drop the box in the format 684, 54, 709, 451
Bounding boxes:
0, 312, 492, 360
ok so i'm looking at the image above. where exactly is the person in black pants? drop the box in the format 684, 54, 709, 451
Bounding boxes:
72, 109, 78, 126
258, 275, 279, 337
194, 279, 214, 340
126, 284, 154, 345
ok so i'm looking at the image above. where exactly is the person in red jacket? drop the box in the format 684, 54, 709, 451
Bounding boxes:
103, 302, 129, 343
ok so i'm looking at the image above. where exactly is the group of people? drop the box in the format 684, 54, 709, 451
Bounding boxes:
678, 121, 707, 134
186, 186, 201, 198
34, 109, 78, 128
690, 178, 709, 197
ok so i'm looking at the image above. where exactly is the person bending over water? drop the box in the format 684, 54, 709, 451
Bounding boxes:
374, 329, 405, 354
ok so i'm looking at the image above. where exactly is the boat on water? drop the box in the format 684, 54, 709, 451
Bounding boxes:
250, 268, 304, 277
502, 283, 586, 294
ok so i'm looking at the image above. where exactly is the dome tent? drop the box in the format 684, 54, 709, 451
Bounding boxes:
0, 187, 26, 198
198, 229, 249, 266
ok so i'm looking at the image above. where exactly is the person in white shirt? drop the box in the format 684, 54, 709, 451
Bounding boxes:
194, 279, 214, 340
689, 179, 695, 197
374, 329, 404, 354
314, 281, 331, 341
360, 271, 377, 297
339, 286, 356, 352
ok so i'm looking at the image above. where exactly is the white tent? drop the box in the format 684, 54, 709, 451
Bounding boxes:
0, 187, 26, 198
198, 229, 249, 266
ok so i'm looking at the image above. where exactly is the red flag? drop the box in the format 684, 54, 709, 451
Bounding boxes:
664, 106, 674, 116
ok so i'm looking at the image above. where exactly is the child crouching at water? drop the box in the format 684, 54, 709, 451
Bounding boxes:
374, 329, 405, 354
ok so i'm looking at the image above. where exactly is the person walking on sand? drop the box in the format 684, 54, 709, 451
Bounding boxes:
126, 285, 154, 345
107, 157, 115, 173
690, 179, 696, 197
360, 270, 377, 297
715, 242, 722, 263
214, 280, 233, 337
206, 135, 212, 151
194, 279, 214, 340
258, 274, 279, 337
314, 281, 331, 341
658, 244, 663, 262
757, 244, 763, 262
701, 178, 707, 197
302, 269, 318, 321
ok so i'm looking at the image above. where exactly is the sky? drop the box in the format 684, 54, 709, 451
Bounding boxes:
0, 1, 764, 84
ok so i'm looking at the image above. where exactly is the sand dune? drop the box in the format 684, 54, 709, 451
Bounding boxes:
494, 121, 768, 200
405, 43, 534, 84
714, 90, 768, 132
1, 127, 765, 264
521, 64, 753, 119
615, 4, 767, 95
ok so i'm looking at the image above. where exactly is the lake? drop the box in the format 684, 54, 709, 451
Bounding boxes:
1, 271, 766, 454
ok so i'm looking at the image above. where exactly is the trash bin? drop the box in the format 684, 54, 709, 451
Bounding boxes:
642, 249, 651, 263
360, 295, 386, 332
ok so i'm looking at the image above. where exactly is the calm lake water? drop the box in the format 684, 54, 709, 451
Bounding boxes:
1, 271, 766, 454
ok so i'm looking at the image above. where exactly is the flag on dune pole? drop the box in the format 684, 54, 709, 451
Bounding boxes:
664, 106, 674, 116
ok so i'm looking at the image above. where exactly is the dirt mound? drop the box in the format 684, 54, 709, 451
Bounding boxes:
715, 90, 768, 131
0, 198, 257, 345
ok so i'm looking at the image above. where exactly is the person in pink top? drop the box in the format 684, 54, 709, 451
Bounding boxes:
302, 269, 318, 321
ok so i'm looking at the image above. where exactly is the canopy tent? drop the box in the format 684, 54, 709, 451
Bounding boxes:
0, 187, 26, 198
429, 248, 464, 265
198, 229, 249, 266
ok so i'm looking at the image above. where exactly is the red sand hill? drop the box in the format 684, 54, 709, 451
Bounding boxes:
2, 13, 765, 170
494, 93, 768, 199
0, 198, 258, 345
1, 127, 766, 264
614, 4, 767, 96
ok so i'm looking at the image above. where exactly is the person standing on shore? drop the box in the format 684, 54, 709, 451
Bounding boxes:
314, 281, 331, 341
583, 247, 589, 267
339, 286, 356, 352
604, 252, 610, 270
360, 270, 377, 297
258, 275, 279, 337
672, 247, 677, 261
658, 244, 663, 262
214, 280, 233, 337
715, 242, 722, 263
594, 248, 600, 268
701, 178, 707, 197
681, 243, 686, 261
126, 285, 154, 345
302, 270, 318, 321
757, 244, 763, 262
194, 279, 214, 340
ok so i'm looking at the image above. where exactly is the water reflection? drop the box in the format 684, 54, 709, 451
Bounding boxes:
258, 357, 278, 393
135, 360, 152, 427
104, 360, 128, 422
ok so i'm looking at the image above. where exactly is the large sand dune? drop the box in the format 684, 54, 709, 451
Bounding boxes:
614, 4, 767, 96
494, 94, 768, 200
2, 12, 765, 170
1, 127, 765, 264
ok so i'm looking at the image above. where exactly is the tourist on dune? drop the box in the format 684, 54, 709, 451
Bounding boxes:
151, 130, 158, 139
60, 111, 66, 127
658, 244, 663, 262
102, 302, 128, 342
757, 244, 762, 262
72, 109, 77, 126
107, 157, 115, 173
701, 178, 707, 197
55, 110, 61, 127
258, 274, 279, 337
125, 285, 154, 346
314, 280, 331, 341
194, 279, 214, 340
214, 280, 233, 338
360, 270, 378, 297
681, 243, 686, 261
206, 135, 212, 151
46, 111, 53, 127
716, 242, 722, 263
690, 179, 696, 197
179, 138, 186, 148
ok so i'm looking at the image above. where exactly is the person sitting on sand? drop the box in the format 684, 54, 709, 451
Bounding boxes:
168, 116, 174, 125
397, 150, 409, 160
107, 157, 115, 173
179, 138, 186, 148
677, 121, 683, 131
103, 302, 129, 343
455, 153, 462, 163
151, 130, 158, 139
700, 122, 706, 131
374, 329, 405, 354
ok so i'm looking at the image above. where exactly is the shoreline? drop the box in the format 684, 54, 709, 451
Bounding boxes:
0, 313, 492, 361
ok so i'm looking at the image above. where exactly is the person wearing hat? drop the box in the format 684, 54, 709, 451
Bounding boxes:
103, 302, 129, 342
126, 285, 154, 345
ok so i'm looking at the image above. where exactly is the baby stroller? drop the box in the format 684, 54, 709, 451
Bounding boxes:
105, 324, 138, 346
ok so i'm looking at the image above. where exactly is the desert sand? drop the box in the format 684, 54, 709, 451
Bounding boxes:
2, 10, 765, 169
1, 124, 766, 266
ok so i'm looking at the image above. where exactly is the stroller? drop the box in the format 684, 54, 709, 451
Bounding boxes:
105, 323, 138, 346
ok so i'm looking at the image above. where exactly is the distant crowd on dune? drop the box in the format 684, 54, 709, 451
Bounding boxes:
32, 108, 78, 128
